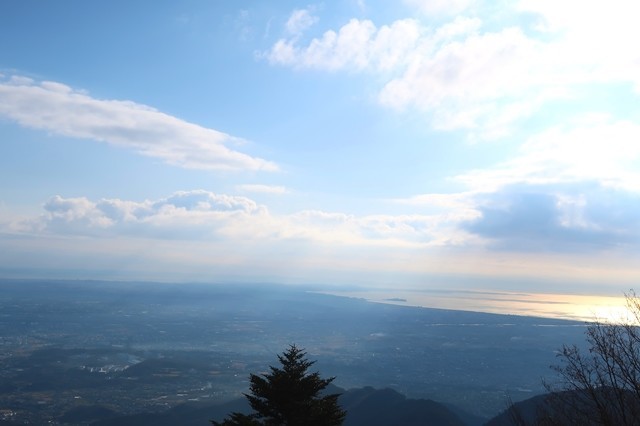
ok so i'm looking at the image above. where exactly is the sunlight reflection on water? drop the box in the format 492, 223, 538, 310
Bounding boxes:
325, 289, 630, 323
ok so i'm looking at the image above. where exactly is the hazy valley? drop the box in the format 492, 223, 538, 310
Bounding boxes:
0, 279, 590, 425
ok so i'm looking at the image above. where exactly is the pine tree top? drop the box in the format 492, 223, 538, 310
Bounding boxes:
212, 345, 346, 426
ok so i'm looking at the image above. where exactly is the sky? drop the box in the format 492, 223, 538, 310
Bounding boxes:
1, 1, 639, 306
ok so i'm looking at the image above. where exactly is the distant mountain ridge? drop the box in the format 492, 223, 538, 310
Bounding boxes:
87, 386, 486, 426
340, 386, 485, 426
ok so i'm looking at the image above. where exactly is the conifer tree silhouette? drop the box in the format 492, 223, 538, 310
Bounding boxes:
212, 345, 345, 426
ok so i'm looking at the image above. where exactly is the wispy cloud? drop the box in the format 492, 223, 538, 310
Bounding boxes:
404, 0, 476, 16
285, 8, 319, 36
0, 75, 278, 172
236, 184, 289, 195
457, 116, 640, 192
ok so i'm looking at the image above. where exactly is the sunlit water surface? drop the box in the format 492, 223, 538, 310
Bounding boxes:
323, 289, 631, 323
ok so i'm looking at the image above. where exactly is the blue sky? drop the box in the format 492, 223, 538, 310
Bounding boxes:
1, 1, 639, 299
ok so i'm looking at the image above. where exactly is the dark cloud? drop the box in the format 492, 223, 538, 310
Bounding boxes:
465, 183, 640, 252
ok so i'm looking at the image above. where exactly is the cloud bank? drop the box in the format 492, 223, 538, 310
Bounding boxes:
8, 180, 639, 256
3, 187, 638, 287
7, 190, 475, 249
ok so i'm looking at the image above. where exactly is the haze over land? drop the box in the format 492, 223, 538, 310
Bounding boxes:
1, 2, 640, 315
0, 279, 590, 424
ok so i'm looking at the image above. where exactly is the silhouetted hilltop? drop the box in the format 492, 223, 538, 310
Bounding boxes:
486, 388, 640, 426
485, 393, 550, 426
341, 386, 473, 426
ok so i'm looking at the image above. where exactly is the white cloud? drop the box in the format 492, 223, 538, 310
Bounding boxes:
12, 190, 265, 239
378, 26, 544, 133
457, 117, 640, 193
266, 18, 422, 72
285, 8, 319, 35
0, 75, 278, 172
265, 3, 640, 137
390, 114, 640, 254
393, 192, 476, 211
355, 0, 367, 13
264, 14, 545, 136
518, 0, 640, 89
404, 0, 476, 16
428, 114, 640, 252
237, 184, 289, 194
